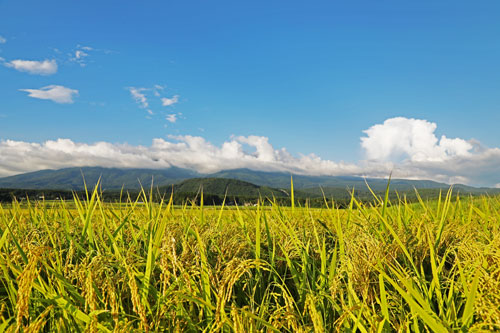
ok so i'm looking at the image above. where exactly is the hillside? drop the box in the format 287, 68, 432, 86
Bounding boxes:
161, 177, 294, 198
209, 168, 479, 191
0, 166, 198, 190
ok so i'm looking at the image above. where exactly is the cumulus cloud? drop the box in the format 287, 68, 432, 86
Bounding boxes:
19, 85, 78, 104
161, 95, 179, 106
0, 117, 499, 186
0, 36, 6, 44
361, 117, 473, 162
4, 59, 58, 75
0, 136, 365, 180
359, 117, 500, 186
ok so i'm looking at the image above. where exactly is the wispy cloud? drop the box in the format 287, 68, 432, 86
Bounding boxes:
19, 85, 78, 104
4, 59, 57, 75
128, 87, 149, 108
0, 35, 6, 44
69, 45, 94, 67
128, 85, 181, 122
75, 50, 88, 60
161, 95, 179, 106
166, 114, 177, 123
153, 85, 164, 97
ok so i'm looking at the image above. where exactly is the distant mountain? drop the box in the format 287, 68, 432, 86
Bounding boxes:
0, 166, 495, 195
0, 167, 199, 190
208, 168, 467, 192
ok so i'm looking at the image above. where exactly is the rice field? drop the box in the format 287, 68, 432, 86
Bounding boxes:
0, 184, 499, 332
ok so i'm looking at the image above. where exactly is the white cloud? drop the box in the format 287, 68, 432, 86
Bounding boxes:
361, 117, 473, 162
4, 59, 57, 75
359, 117, 500, 186
128, 87, 148, 108
166, 114, 177, 123
129, 86, 180, 117
161, 95, 179, 106
0, 117, 499, 186
0, 136, 364, 179
0, 36, 6, 44
69, 45, 93, 66
19, 85, 78, 104
75, 50, 88, 60
153, 85, 164, 96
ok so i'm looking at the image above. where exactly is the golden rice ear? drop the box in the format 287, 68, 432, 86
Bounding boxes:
15, 250, 41, 331
0, 185, 498, 331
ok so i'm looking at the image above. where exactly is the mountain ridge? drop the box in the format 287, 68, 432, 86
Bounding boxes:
0, 166, 494, 193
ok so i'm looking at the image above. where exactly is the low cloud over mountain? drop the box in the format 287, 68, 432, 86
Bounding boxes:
1, 117, 499, 186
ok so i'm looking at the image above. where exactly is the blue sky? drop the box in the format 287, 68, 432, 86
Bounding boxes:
1, 1, 500, 186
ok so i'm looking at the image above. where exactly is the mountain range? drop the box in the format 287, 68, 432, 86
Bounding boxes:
0, 166, 495, 195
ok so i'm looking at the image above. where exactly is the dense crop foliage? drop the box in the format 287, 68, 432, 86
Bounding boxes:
0, 184, 499, 332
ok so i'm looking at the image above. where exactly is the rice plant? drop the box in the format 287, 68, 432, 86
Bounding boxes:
0, 183, 499, 332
